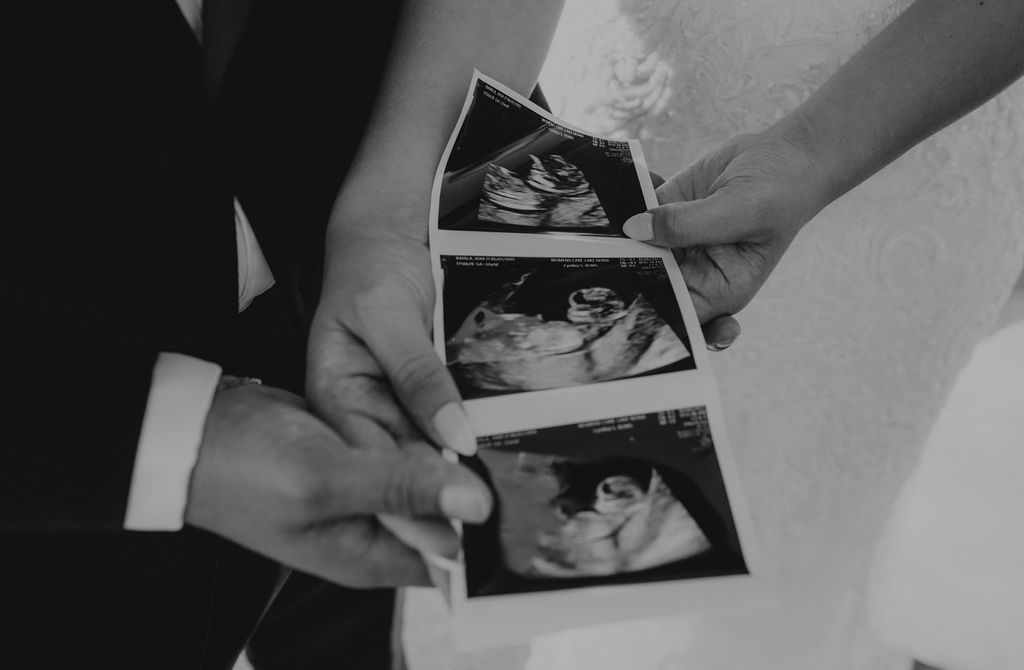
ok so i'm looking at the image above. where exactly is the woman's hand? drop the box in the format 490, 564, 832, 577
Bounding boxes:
303, 217, 487, 592
306, 221, 476, 459
625, 132, 832, 347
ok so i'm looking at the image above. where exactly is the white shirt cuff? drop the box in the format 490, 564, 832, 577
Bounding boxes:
124, 352, 222, 531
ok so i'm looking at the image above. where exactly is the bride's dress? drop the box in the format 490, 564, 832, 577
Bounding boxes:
403, 1, 1024, 668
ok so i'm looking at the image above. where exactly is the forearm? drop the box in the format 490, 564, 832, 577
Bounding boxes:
770, 0, 1024, 207
328, 0, 565, 240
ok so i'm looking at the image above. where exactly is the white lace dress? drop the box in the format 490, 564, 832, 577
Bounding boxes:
403, 1, 1024, 668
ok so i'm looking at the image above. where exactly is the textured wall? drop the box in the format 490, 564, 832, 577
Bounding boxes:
405, 1, 1024, 668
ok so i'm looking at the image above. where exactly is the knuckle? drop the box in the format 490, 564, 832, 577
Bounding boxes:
278, 444, 336, 519
662, 207, 691, 247
291, 479, 332, 521
390, 351, 449, 398
316, 523, 381, 586
339, 520, 377, 560
315, 373, 375, 415
382, 464, 425, 516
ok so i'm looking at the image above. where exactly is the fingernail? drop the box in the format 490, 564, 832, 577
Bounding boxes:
433, 402, 477, 456
708, 337, 736, 352
426, 561, 452, 606
623, 213, 654, 241
440, 484, 491, 523
423, 552, 462, 572
424, 552, 461, 606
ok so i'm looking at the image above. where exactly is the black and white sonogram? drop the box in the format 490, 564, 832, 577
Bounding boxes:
527, 456, 710, 577
463, 409, 747, 597
438, 80, 647, 236
477, 155, 609, 229
442, 256, 695, 399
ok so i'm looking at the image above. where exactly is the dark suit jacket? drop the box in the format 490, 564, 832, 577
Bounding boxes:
0, 2, 400, 667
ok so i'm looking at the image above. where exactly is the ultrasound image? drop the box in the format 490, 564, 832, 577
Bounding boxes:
477, 155, 610, 229
443, 257, 694, 398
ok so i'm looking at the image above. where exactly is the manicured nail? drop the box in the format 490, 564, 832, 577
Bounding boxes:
440, 484, 491, 523
426, 561, 452, 606
708, 337, 736, 352
423, 552, 462, 572
623, 213, 654, 241
432, 402, 477, 456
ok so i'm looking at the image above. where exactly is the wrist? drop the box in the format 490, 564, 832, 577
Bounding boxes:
323, 209, 430, 273
327, 195, 430, 244
764, 113, 846, 212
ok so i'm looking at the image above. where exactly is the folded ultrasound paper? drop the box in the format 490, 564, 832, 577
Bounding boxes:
428, 72, 765, 649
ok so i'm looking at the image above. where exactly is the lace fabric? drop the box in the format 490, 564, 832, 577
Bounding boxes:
404, 1, 1024, 668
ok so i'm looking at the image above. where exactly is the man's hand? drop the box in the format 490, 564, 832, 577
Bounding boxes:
306, 223, 475, 458
625, 132, 831, 348
184, 383, 490, 587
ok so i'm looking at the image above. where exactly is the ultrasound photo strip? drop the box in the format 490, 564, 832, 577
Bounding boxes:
427, 71, 764, 649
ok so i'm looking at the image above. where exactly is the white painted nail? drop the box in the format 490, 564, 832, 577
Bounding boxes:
432, 402, 477, 456
426, 562, 452, 606
623, 213, 654, 241
423, 552, 462, 573
707, 337, 737, 352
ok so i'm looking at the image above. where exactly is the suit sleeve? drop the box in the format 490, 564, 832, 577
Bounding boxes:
0, 0, 241, 533
2, 296, 163, 531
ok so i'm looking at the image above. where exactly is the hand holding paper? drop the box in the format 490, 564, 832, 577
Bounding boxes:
185, 383, 488, 587
306, 224, 477, 458
304, 221, 489, 589
427, 73, 763, 648
624, 133, 828, 344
